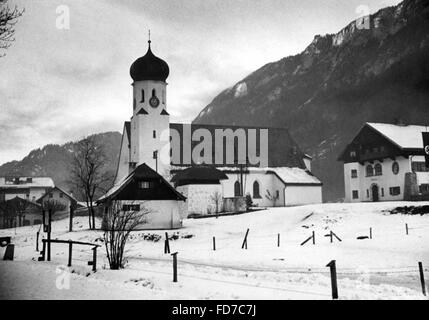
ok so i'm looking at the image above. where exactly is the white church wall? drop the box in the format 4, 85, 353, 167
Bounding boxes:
115, 127, 130, 184
284, 185, 322, 206
222, 172, 286, 207
177, 184, 223, 216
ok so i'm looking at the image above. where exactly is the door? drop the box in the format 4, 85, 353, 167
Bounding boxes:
372, 184, 379, 202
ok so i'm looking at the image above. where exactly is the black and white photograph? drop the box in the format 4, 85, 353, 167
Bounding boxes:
0, 0, 428, 305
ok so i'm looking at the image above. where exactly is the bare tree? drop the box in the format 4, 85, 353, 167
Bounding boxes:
265, 190, 279, 207
103, 201, 149, 270
70, 135, 114, 230
0, 0, 24, 56
210, 191, 223, 216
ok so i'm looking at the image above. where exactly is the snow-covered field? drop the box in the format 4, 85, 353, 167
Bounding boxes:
1, 202, 428, 300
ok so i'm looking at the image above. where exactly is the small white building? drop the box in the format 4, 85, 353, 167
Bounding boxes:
338, 122, 429, 202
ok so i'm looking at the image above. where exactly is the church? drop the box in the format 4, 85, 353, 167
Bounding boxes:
101, 39, 322, 229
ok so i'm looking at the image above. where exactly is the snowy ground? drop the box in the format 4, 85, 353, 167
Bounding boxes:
1, 202, 428, 300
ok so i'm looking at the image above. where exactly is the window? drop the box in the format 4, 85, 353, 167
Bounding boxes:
162, 89, 165, 104
366, 189, 369, 198
412, 162, 428, 172
26, 194, 29, 199
276, 190, 280, 199
253, 181, 261, 199
381, 188, 385, 197
351, 169, 358, 178
153, 130, 156, 139
350, 151, 357, 158
153, 151, 158, 159
392, 162, 399, 175
59, 193, 63, 198
122, 204, 141, 212
133, 98, 136, 110
234, 181, 241, 197
389, 187, 401, 196
374, 163, 382, 176
366, 165, 374, 177
152, 89, 156, 97
49, 193, 53, 198
141, 89, 145, 103
138, 181, 152, 189
352, 190, 359, 199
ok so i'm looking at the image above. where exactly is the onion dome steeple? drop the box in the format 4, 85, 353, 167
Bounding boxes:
130, 35, 170, 82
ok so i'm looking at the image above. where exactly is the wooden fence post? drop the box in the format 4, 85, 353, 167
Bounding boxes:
39, 240, 46, 261
406, 223, 409, 235
312, 231, 315, 245
277, 233, 280, 247
241, 228, 249, 250
213, 237, 216, 251
36, 231, 39, 251
68, 241, 73, 267
330, 231, 333, 243
47, 209, 52, 261
419, 262, 426, 296
92, 247, 97, 272
164, 232, 170, 254
369, 227, 372, 239
69, 205, 74, 232
326, 260, 339, 300
171, 252, 178, 282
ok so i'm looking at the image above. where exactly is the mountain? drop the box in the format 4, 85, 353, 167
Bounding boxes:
0, 132, 122, 200
193, 0, 429, 201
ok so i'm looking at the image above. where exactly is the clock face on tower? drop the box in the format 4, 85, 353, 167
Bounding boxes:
149, 96, 160, 108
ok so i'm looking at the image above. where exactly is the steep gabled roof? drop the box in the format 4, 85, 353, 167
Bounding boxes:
37, 186, 78, 205
98, 163, 186, 203
367, 123, 429, 150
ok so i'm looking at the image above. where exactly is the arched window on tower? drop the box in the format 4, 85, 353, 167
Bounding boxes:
133, 98, 136, 110
162, 89, 165, 104
152, 89, 156, 97
253, 181, 261, 199
366, 165, 374, 177
141, 89, 145, 103
234, 181, 241, 197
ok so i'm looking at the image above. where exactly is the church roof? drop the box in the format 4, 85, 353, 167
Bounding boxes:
98, 163, 186, 202
130, 41, 170, 82
120, 123, 307, 168
169, 123, 307, 168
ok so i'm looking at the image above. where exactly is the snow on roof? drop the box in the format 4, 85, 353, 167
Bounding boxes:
0, 177, 54, 189
190, 166, 322, 186
267, 167, 322, 185
367, 123, 429, 149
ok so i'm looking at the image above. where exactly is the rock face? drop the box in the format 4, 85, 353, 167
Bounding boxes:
193, 0, 429, 201
0, 132, 121, 200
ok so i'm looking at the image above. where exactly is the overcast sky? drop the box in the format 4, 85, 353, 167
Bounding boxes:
0, 0, 402, 165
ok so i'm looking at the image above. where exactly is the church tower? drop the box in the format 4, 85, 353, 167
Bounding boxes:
129, 38, 171, 177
